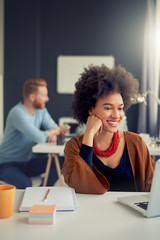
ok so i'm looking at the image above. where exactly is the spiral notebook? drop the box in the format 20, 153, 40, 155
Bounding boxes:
19, 186, 78, 212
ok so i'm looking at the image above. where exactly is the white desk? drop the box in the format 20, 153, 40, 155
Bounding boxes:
139, 135, 160, 160
148, 146, 160, 157
0, 190, 160, 240
32, 143, 65, 186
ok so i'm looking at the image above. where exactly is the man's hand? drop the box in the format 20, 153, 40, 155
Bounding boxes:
47, 134, 57, 143
47, 126, 61, 136
47, 126, 61, 143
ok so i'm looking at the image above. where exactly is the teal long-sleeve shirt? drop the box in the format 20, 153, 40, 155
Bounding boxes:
0, 102, 58, 164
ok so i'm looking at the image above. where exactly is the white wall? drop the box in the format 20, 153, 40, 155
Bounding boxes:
57, 55, 115, 94
0, 0, 4, 138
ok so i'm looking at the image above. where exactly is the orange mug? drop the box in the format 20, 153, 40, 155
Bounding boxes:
0, 184, 16, 219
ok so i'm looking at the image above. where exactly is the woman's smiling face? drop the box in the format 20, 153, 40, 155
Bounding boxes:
90, 92, 124, 133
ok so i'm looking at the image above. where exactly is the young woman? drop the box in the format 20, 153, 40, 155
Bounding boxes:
62, 65, 155, 194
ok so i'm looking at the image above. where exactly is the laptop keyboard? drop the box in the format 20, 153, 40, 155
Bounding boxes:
134, 201, 149, 210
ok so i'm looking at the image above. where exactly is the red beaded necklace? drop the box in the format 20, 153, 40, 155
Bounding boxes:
93, 130, 119, 157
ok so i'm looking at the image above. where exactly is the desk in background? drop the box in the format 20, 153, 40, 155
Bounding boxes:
32, 143, 65, 186
148, 146, 160, 160
139, 134, 160, 161
0, 190, 160, 240
32, 141, 160, 187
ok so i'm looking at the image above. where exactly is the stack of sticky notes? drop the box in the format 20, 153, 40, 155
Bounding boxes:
28, 204, 56, 225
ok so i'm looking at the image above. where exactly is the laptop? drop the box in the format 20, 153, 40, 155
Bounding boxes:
117, 159, 160, 218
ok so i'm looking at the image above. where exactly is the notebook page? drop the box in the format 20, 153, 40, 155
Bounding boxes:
19, 186, 78, 212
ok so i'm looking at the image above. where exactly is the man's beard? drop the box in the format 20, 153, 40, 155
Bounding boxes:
33, 100, 45, 109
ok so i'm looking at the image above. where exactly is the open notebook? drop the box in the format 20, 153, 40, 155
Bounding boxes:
117, 159, 160, 218
19, 186, 78, 212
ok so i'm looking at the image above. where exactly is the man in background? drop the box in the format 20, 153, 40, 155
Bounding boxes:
0, 78, 60, 188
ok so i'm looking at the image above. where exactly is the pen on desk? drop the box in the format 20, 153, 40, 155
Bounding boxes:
43, 189, 50, 202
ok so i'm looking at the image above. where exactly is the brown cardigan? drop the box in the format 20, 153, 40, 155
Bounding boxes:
62, 131, 155, 194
